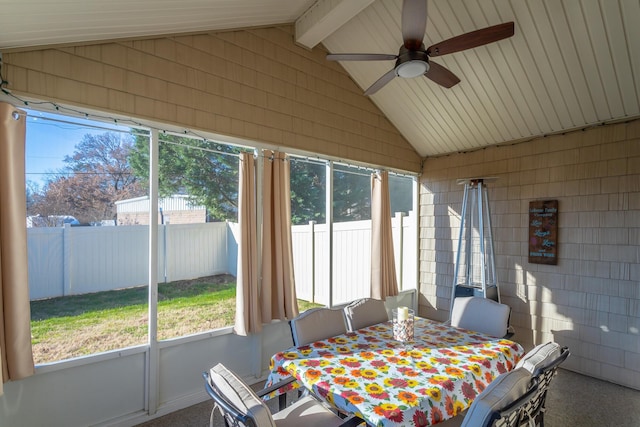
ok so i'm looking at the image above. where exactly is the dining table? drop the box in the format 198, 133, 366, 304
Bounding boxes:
265, 316, 524, 426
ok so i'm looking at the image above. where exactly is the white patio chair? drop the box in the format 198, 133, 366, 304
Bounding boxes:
343, 298, 389, 332
438, 368, 538, 427
203, 363, 363, 427
516, 342, 570, 427
289, 307, 347, 346
450, 296, 512, 338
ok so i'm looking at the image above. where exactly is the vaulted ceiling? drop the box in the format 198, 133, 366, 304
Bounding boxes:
1, 0, 638, 158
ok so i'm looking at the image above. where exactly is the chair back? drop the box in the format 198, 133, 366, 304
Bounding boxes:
460, 368, 535, 427
451, 296, 511, 338
203, 363, 276, 427
516, 343, 570, 426
487, 377, 540, 427
343, 298, 389, 332
290, 307, 347, 346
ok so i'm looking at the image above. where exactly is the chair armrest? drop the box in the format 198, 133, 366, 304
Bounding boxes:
257, 375, 297, 398
503, 325, 515, 340
257, 376, 298, 411
339, 414, 367, 426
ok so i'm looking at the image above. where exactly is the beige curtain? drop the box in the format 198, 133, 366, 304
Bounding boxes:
370, 170, 399, 300
234, 152, 262, 335
261, 151, 298, 322
0, 102, 35, 395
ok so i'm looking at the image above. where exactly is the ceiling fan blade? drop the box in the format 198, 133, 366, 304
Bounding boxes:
364, 69, 397, 96
427, 22, 514, 57
326, 53, 397, 61
424, 61, 460, 88
402, 0, 428, 50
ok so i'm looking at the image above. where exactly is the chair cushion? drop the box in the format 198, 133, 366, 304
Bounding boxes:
516, 342, 561, 375
273, 395, 346, 427
290, 308, 347, 346
451, 297, 511, 338
209, 363, 276, 427
460, 368, 532, 427
344, 298, 389, 331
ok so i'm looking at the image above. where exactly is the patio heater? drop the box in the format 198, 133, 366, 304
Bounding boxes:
450, 178, 500, 317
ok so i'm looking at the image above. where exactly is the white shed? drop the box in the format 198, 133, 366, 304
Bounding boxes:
115, 195, 207, 225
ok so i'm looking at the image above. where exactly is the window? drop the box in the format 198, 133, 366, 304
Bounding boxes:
26, 110, 150, 364
290, 159, 417, 308
332, 164, 373, 304
24, 107, 417, 364
26, 110, 246, 361
149, 135, 241, 339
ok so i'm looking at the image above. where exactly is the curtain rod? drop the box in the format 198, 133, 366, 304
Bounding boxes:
7, 92, 418, 178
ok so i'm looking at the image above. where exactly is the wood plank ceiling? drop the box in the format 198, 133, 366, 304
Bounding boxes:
1, 0, 638, 158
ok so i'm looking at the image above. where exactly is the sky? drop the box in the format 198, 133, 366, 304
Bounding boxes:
25, 109, 132, 189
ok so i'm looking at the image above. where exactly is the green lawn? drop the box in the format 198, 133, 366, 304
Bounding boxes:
30, 274, 320, 364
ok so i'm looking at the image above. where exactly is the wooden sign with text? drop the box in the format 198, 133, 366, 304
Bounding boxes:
529, 200, 558, 265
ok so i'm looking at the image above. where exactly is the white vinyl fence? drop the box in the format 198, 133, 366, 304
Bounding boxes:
292, 211, 417, 306
27, 222, 231, 300
27, 213, 417, 302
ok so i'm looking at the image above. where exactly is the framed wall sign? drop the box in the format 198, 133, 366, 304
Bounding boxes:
528, 200, 558, 265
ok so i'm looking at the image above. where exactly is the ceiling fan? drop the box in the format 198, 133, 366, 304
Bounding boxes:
326, 0, 515, 96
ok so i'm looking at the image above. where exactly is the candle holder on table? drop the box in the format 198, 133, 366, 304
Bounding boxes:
392, 307, 414, 344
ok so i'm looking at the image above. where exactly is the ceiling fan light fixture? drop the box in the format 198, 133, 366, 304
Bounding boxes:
396, 60, 429, 78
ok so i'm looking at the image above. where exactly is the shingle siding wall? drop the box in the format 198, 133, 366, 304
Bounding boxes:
2, 26, 420, 172
419, 120, 640, 390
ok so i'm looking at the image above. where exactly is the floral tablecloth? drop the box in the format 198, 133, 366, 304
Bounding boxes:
266, 317, 524, 426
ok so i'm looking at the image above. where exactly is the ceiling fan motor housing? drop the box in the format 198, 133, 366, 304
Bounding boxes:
395, 45, 430, 78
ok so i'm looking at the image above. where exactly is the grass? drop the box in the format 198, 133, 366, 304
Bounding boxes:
30, 274, 320, 364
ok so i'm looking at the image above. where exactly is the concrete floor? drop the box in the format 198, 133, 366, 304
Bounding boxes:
137, 369, 640, 427
544, 369, 640, 427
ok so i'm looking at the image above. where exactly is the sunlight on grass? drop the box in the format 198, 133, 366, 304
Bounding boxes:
30, 274, 321, 364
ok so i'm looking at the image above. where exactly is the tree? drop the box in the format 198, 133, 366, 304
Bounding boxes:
129, 134, 241, 222
26, 180, 42, 215
333, 168, 371, 222
389, 174, 413, 215
30, 132, 144, 224
290, 160, 325, 225
128, 134, 407, 225
289, 162, 373, 224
